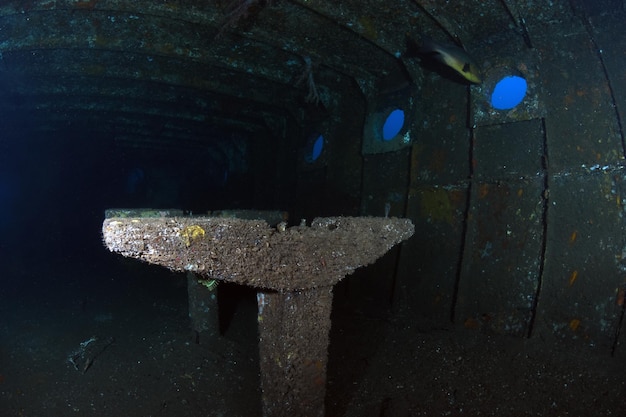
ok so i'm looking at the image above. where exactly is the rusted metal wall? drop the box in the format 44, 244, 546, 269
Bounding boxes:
353, 8, 626, 353
395, 78, 471, 323
532, 16, 626, 350
456, 120, 546, 337
591, 10, 626, 357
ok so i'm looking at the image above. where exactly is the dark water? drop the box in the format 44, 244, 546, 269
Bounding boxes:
0, 130, 263, 416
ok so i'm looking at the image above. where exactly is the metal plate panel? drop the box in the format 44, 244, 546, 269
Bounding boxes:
535, 171, 626, 348
456, 178, 544, 336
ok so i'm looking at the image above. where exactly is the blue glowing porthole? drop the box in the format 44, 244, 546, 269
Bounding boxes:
382, 109, 405, 141
306, 134, 324, 163
491, 76, 527, 110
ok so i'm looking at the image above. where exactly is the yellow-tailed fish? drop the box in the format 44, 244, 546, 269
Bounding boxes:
406, 35, 483, 84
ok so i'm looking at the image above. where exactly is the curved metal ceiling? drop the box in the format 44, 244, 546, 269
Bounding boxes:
0, 0, 618, 149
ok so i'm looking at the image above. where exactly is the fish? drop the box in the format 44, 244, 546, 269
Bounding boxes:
406, 35, 483, 84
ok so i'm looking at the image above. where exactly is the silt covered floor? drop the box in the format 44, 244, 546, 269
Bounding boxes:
0, 256, 625, 417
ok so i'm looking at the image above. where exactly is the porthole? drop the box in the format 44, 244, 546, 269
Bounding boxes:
382, 109, 405, 141
491, 75, 527, 110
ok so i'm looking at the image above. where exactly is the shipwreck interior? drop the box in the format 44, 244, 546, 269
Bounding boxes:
2, 0, 626, 416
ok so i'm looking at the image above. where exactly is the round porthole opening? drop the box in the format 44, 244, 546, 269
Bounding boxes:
305, 134, 324, 163
382, 108, 405, 141
490, 75, 527, 110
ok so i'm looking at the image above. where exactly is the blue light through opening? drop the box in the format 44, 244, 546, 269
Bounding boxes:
305, 134, 324, 163
382, 109, 405, 141
491, 76, 527, 110
311, 135, 324, 160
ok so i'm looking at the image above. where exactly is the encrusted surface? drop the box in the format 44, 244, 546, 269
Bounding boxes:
102, 216, 414, 290
257, 288, 332, 417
